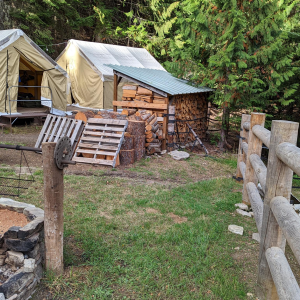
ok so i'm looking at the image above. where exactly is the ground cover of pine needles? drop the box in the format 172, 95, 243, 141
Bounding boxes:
3, 154, 261, 299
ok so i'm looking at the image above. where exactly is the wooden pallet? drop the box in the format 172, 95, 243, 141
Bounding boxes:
72, 118, 128, 167
35, 115, 84, 155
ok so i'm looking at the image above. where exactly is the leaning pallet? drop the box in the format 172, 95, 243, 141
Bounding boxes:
35, 115, 84, 155
72, 118, 128, 167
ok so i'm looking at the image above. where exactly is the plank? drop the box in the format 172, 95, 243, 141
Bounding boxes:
77, 149, 117, 156
48, 117, 61, 142
77, 143, 118, 151
85, 125, 125, 132
35, 114, 52, 147
72, 157, 114, 166
54, 118, 66, 142
70, 120, 83, 145
113, 100, 167, 110
42, 116, 57, 143
83, 131, 123, 138
80, 137, 121, 144
88, 118, 128, 126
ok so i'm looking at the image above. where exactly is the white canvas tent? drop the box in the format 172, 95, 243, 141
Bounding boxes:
0, 29, 69, 115
56, 39, 166, 109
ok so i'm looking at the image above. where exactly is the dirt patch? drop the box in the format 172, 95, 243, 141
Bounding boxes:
0, 209, 29, 235
146, 208, 160, 214
168, 212, 188, 224
99, 211, 113, 220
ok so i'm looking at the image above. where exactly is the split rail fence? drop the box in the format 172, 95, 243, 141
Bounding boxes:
236, 112, 300, 300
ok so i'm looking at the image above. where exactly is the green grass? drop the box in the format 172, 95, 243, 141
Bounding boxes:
16, 155, 259, 300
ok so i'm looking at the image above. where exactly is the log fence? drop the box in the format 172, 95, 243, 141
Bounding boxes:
236, 112, 300, 300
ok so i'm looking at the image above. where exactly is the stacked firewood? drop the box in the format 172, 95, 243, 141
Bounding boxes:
173, 93, 208, 143
120, 120, 145, 165
122, 85, 168, 105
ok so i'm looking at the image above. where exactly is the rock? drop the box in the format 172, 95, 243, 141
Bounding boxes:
0, 255, 6, 266
228, 225, 243, 235
5, 251, 24, 270
249, 212, 254, 217
234, 247, 240, 250
18, 217, 44, 239
4, 227, 21, 239
235, 203, 248, 210
0, 248, 7, 255
161, 150, 167, 155
168, 150, 189, 161
252, 233, 260, 243
0, 272, 34, 298
247, 292, 254, 297
0, 293, 4, 300
27, 243, 39, 259
5, 233, 39, 252
23, 258, 35, 273
0, 198, 35, 213
236, 209, 252, 217
23, 207, 44, 221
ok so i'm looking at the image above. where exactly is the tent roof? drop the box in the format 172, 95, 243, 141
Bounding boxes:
60, 39, 166, 81
107, 64, 214, 96
0, 29, 67, 77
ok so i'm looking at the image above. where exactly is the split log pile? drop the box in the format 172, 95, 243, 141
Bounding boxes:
173, 93, 208, 144
121, 85, 167, 154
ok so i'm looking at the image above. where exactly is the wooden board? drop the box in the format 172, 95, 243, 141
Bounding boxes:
73, 118, 128, 167
113, 101, 167, 110
35, 115, 84, 155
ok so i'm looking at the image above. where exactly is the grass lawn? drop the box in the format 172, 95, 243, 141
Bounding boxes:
1, 153, 261, 299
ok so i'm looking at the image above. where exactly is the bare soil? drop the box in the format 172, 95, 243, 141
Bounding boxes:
0, 209, 29, 235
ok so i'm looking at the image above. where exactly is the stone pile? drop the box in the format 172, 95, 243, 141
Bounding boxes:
0, 199, 44, 300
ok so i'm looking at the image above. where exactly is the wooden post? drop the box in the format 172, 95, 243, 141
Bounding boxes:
257, 120, 299, 300
42, 142, 64, 275
113, 74, 118, 112
242, 113, 265, 205
167, 105, 175, 151
236, 114, 251, 179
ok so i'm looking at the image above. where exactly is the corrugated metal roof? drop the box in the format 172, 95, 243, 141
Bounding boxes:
64, 40, 166, 81
107, 64, 214, 95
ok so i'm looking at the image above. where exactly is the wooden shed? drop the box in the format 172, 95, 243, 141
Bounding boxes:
108, 65, 214, 151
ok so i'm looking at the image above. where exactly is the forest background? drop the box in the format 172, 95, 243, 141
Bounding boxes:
1, 0, 300, 147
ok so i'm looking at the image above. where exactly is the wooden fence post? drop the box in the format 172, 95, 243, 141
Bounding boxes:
236, 114, 251, 179
257, 120, 299, 299
42, 142, 64, 275
242, 113, 265, 205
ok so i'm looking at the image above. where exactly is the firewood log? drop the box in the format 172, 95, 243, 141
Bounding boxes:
133, 135, 145, 161
136, 110, 147, 117
145, 132, 156, 139
121, 109, 137, 116
121, 135, 134, 150
149, 117, 157, 126
119, 150, 135, 165
140, 113, 151, 121
146, 114, 155, 124
145, 142, 161, 147
127, 120, 145, 136
146, 138, 160, 143
75, 111, 95, 123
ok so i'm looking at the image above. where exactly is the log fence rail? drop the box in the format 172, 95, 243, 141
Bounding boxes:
236, 113, 300, 300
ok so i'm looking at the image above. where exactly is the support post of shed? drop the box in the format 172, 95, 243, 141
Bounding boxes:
113, 74, 118, 112
42, 142, 64, 275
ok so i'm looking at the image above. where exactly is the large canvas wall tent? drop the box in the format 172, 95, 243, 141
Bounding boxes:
0, 29, 69, 116
56, 39, 166, 109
